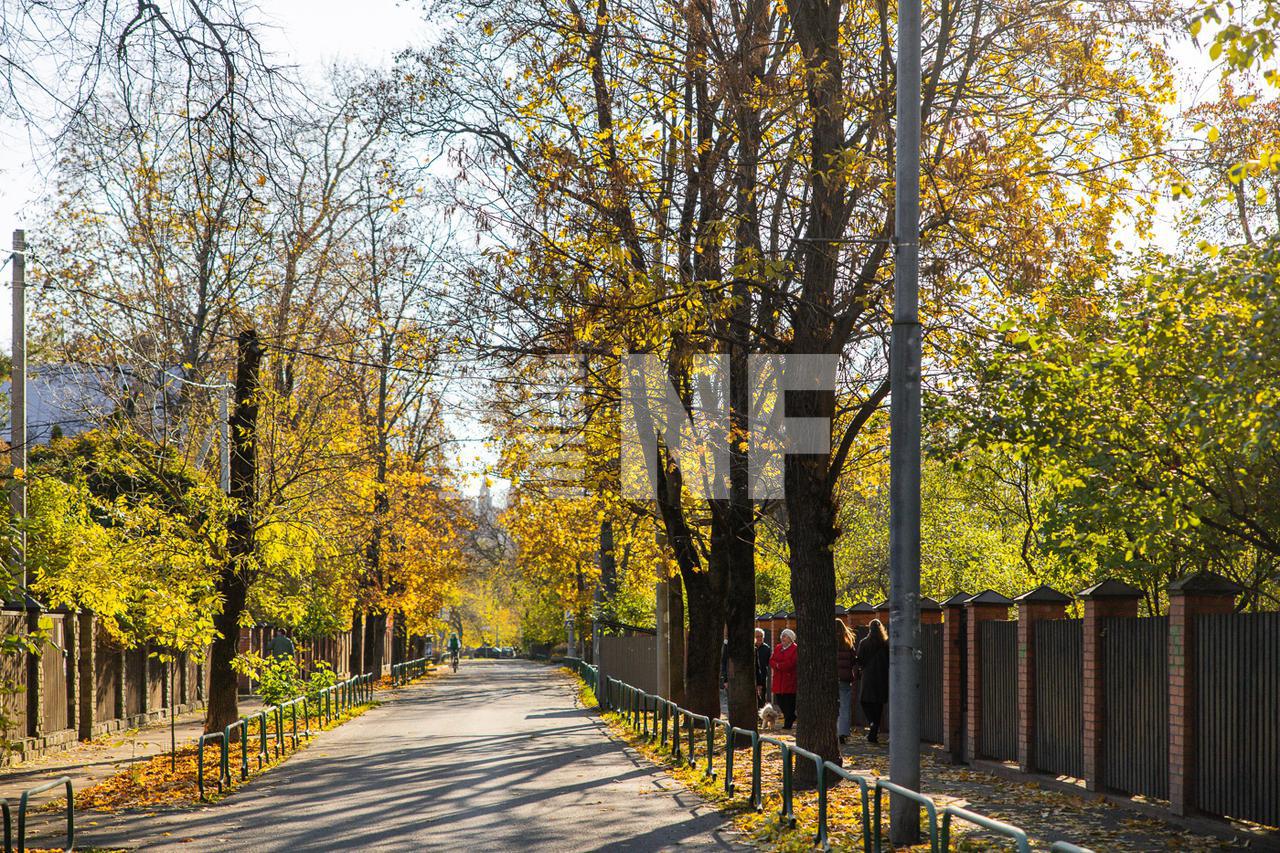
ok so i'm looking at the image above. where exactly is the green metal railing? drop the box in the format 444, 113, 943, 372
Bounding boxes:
197, 672, 375, 800
391, 656, 431, 685
578, 669, 1096, 853
16, 775, 72, 853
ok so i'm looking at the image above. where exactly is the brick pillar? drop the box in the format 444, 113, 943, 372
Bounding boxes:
920, 597, 942, 624
138, 644, 150, 715
941, 592, 971, 761
873, 600, 890, 627
78, 611, 96, 740
64, 613, 78, 735
964, 591, 1013, 762
847, 603, 874, 630
26, 608, 43, 739
1014, 585, 1071, 773
1168, 571, 1240, 816
1077, 579, 1142, 790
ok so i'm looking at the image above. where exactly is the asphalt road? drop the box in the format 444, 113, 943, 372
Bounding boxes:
52, 660, 741, 852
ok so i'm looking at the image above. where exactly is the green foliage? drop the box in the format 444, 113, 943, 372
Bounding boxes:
248, 520, 356, 639
232, 650, 338, 707
959, 238, 1280, 608
24, 431, 227, 651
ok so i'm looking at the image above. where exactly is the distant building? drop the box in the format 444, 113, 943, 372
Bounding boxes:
1, 363, 180, 446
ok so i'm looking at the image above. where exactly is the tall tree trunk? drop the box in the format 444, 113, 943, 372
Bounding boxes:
680, 565, 724, 719
205, 329, 262, 734
666, 571, 686, 705
785, 0, 847, 782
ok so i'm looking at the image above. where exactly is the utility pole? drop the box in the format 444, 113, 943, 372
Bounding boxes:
888, 0, 923, 841
9, 230, 26, 593
219, 383, 230, 493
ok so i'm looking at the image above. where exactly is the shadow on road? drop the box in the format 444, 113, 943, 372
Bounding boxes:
55, 661, 740, 852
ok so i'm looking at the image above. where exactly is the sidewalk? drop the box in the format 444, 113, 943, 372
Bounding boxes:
0, 700, 262, 804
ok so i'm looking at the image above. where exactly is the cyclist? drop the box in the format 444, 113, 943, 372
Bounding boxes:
446, 632, 461, 672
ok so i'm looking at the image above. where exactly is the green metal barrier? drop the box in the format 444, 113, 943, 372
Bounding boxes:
391, 657, 431, 686
572, 671, 1096, 852
0, 796, 10, 853
873, 780, 940, 853
759, 735, 795, 827
17, 776, 72, 853
942, 804, 1030, 852
196, 673, 372, 801
790, 745, 826, 845
198, 731, 225, 800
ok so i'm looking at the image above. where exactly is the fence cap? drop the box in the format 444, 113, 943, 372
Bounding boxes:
1013, 584, 1071, 604
771, 610, 789, 619
848, 602, 875, 612
940, 591, 973, 607
834, 605, 848, 616
966, 590, 1013, 606
785, 611, 797, 619
1168, 570, 1243, 596
1077, 578, 1144, 600
873, 599, 889, 610
919, 596, 943, 610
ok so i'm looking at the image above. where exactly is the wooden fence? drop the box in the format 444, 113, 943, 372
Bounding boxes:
0, 608, 371, 765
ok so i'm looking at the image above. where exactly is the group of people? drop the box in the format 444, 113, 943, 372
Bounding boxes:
752, 618, 890, 743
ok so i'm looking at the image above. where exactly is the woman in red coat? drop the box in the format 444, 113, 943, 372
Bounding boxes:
770, 629, 799, 729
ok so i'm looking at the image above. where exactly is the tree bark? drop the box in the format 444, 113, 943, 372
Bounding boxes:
785, 0, 848, 781
205, 329, 262, 734
679, 564, 724, 720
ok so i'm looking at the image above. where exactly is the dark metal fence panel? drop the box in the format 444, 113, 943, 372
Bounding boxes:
147, 648, 166, 710
126, 647, 147, 716
1033, 619, 1082, 777
1102, 615, 1168, 799
1196, 611, 1280, 827
979, 620, 1018, 761
598, 634, 657, 695
95, 624, 120, 722
920, 623, 944, 743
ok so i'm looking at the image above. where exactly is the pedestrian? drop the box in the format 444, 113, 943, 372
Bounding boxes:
836, 619, 856, 744
753, 628, 771, 708
856, 618, 889, 743
268, 629, 295, 661
770, 628, 798, 730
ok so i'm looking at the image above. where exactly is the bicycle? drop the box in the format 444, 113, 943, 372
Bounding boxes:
450, 649, 460, 672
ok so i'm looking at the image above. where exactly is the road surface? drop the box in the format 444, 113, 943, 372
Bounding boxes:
44, 660, 741, 851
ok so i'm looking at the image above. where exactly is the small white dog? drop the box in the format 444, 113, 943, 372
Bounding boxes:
759, 702, 782, 731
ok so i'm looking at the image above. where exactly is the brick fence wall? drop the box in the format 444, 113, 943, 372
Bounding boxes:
758, 570, 1279, 830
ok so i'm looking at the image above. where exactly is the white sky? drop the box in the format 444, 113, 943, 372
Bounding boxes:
0, 0, 432, 235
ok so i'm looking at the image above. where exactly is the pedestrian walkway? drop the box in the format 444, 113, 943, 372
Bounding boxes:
24, 661, 741, 851
0, 699, 262, 806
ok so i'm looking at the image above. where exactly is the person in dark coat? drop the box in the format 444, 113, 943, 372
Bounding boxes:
754, 628, 771, 707
769, 629, 798, 729
836, 619, 856, 743
856, 618, 889, 743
